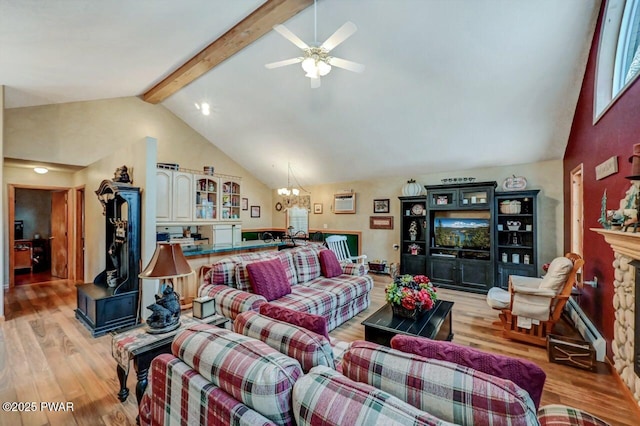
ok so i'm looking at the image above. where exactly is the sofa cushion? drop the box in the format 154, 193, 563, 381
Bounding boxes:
267, 285, 338, 320
539, 256, 574, 293
342, 340, 539, 426
247, 258, 291, 302
390, 335, 546, 409
319, 249, 343, 278
303, 274, 373, 307
292, 248, 322, 283
199, 284, 267, 320
234, 311, 334, 373
537, 404, 610, 426
211, 258, 238, 286
292, 366, 450, 426
273, 250, 298, 286
172, 324, 302, 426
259, 303, 329, 340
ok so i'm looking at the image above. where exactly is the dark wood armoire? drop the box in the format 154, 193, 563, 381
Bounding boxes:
75, 180, 141, 336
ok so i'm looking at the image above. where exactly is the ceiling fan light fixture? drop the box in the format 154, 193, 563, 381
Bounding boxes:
317, 60, 331, 76
301, 57, 316, 73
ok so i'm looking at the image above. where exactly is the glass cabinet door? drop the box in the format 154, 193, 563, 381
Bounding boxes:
459, 189, 490, 207
195, 177, 218, 220
221, 179, 241, 220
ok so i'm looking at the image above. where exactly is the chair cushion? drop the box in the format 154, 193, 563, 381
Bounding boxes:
259, 303, 330, 340
234, 311, 334, 373
293, 366, 448, 426
292, 248, 322, 283
342, 340, 538, 426
539, 257, 574, 293
319, 249, 343, 278
390, 335, 546, 409
487, 287, 511, 310
247, 258, 291, 302
172, 324, 302, 425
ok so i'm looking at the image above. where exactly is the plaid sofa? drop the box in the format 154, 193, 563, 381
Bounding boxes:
198, 245, 373, 330
139, 319, 609, 426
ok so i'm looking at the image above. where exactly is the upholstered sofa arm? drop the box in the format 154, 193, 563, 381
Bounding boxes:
342, 262, 367, 276
199, 284, 267, 320
537, 404, 611, 426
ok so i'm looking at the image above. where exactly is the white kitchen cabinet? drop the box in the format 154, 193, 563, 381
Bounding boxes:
156, 169, 193, 223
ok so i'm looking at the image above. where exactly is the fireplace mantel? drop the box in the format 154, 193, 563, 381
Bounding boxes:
591, 228, 640, 259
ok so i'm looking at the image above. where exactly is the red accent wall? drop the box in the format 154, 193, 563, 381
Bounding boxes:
564, 5, 640, 358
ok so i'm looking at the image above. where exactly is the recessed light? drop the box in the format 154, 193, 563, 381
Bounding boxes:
34, 167, 48, 174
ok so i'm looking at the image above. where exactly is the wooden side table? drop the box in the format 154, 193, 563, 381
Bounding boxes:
111, 313, 228, 405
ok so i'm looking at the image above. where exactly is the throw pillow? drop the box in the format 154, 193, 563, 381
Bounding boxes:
259, 303, 330, 340
539, 256, 574, 293
318, 249, 343, 278
292, 248, 322, 283
390, 335, 546, 409
246, 258, 291, 302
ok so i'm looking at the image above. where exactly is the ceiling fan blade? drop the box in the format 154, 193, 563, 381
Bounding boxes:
320, 21, 357, 52
328, 57, 365, 73
265, 57, 303, 69
273, 24, 309, 50
310, 77, 321, 89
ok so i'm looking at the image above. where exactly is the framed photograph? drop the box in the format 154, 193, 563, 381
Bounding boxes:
242, 198, 248, 211
370, 216, 394, 230
251, 206, 260, 218
373, 198, 390, 213
314, 203, 323, 214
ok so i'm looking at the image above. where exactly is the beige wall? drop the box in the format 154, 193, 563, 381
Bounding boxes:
273, 160, 563, 267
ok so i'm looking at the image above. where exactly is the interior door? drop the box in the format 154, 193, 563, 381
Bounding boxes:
51, 191, 68, 278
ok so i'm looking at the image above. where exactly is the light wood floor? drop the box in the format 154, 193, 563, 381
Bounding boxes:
1, 275, 638, 426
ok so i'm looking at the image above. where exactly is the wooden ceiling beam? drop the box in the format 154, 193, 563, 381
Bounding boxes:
142, 0, 313, 104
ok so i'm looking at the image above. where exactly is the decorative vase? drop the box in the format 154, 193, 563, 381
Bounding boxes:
402, 179, 423, 197
391, 304, 429, 320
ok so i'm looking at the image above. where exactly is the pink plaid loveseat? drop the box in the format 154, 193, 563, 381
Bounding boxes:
139, 314, 610, 426
198, 245, 373, 330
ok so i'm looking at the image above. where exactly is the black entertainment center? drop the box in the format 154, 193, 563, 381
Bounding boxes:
399, 181, 539, 294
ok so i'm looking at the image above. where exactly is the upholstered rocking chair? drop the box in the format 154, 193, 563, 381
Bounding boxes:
325, 235, 367, 266
495, 253, 584, 347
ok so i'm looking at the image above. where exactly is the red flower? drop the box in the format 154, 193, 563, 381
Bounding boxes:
401, 294, 416, 310
413, 275, 430, 284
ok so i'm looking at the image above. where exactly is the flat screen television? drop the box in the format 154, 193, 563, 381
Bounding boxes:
433, 217, 490, 250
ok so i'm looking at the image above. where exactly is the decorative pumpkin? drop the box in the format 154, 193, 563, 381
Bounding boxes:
502, 175, 527, 191
402, 179, 424, 196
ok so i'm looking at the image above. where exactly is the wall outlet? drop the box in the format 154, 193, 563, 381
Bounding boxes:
323, 224, 328, 229
393, 244, 399, 250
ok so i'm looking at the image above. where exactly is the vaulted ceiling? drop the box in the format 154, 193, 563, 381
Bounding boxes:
1, 0, 600, 188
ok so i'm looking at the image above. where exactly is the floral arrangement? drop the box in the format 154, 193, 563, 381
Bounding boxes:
385, 274, 437, 318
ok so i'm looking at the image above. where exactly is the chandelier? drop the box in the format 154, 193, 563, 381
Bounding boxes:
278, 163, 307, 208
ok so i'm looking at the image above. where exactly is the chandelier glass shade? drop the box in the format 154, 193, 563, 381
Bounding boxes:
278, 163, 306, 208
301, 47, 332, 79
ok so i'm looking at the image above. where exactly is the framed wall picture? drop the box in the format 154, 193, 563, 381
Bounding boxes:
242, 198, 248, 211
373, 198, 390, 213
251, 206, 260, 218
314, 203, 323, 214
370, 216, 394, 229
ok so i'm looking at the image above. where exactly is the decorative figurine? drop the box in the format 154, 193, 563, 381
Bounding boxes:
113, 165, 132, 184
408, 221, 418, 241
146, 287, 181, 333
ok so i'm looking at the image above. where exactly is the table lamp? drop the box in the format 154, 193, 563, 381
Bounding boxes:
139, 242, 194, 334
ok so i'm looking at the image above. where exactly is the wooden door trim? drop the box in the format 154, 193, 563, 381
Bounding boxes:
75, 186, 85, 283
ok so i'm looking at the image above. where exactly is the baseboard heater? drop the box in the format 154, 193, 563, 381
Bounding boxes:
564, 298, 605, 362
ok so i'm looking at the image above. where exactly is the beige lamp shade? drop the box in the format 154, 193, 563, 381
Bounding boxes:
139, 242, 193, 280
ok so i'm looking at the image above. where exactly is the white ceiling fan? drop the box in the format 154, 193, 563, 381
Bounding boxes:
265, 0, 365, 88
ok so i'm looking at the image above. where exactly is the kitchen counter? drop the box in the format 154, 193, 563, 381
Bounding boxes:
182, 240, 284, 257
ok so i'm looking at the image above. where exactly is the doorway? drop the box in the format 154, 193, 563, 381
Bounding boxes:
8, 184, 75, 287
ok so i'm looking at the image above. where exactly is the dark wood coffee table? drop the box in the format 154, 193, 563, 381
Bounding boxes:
362, 300, 454, 347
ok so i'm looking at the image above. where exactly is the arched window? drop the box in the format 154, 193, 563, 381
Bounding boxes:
594, 0, 640, 121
